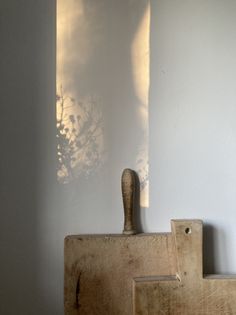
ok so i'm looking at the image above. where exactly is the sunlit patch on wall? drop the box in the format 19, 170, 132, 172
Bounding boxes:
57, 0, 150, 207
131, 2, 150, 208
136, 147, 149, 208
57, 0, 105, 184
56, 87, 104, 183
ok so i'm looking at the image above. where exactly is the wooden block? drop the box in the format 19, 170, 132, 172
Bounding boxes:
64, 233, 175, 315
133, 220, 236, 315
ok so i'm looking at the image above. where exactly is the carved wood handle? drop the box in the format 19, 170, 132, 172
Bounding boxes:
121, 168, 136, 235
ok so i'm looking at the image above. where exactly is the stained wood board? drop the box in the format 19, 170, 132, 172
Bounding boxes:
64, 233, 175, 315
133, 220, 236, 315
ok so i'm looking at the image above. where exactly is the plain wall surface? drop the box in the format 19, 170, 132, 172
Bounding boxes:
149, 0, 236, 274
1, 1, 236, 314
0, 1, 59, 314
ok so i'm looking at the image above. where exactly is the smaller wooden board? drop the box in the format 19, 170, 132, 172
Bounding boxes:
133, 220, 236, 315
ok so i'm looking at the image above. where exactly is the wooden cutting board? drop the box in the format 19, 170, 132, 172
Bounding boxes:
134, 220, 236, 315
65, 219, 236, 314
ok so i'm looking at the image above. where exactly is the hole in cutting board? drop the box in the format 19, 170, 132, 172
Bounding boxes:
185, 227, 191, 234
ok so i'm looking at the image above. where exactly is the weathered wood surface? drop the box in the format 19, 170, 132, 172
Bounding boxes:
64, 233, 175, 315
134, 220, 236, 315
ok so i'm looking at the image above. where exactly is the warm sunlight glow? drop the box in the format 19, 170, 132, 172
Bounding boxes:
131, 3, 150, 113
57, 0, 105, 183
131, 3, 150, 208
57, 0, 150, 209
57, 0, 85, 93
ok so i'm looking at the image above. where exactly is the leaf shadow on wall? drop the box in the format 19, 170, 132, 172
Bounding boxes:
57, 0, 150, 222
56, 87, 105, 184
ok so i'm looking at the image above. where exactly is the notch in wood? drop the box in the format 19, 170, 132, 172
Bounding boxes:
122, 168, 136, 235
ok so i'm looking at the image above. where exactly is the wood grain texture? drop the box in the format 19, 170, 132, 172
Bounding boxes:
134, 220, 236, 315
64, 233, 175, 315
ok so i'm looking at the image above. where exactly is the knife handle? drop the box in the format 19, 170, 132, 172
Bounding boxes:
121, 168, 136, 235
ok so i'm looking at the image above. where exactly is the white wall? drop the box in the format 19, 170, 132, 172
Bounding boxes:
1, 1, 236, 314
149, 0, 236, 274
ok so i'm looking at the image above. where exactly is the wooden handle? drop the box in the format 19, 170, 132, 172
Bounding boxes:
121, 168, 136, 235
